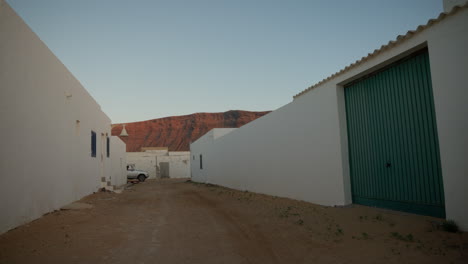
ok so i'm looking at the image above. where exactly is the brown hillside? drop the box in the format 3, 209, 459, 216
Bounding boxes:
111, 110, 270, 152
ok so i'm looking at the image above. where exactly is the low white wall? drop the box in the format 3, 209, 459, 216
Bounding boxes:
169, 151, 191, 156
191, 8, 468, 229
0, 0, 118, 234
110, 137, 127, 187
126, 151, 191, 179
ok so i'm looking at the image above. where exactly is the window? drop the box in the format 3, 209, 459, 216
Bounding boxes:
91, 131, 96, 157
106, 136, 110, 158
193, 155, 195, 160
199, 154, 203, 170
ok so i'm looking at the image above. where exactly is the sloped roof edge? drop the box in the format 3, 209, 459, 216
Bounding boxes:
293, 3, 468, 99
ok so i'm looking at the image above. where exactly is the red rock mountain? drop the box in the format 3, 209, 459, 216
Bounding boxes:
111, 110, 270, 152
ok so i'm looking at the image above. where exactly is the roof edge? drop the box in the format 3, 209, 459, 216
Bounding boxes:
293, 3, 468, 99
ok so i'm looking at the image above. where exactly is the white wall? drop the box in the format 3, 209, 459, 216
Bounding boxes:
161, 153, 191, 178
191, 88, 348, 206
191, 8, 468, 229
110, 137, 127, 187
426, 10, 468, 230
0, 0, 123, 234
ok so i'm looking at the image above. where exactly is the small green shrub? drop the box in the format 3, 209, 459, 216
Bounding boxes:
406, 234, 414, 242
335, 225, 344, 235
390, 232, 414, 242
441, 220, 459, 233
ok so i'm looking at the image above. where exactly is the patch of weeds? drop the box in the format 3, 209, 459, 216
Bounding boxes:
279, 206, 291, 217
279, 206, 294, 218
335, 225, 344, 236
361, 232, 369, 239
296, 219, 304, 225
445, 244, 460, 250
390, 232, 414, 242
441, 220, 459, 233
359, 215, 368, 221
237, 195, 251, 202
406, 234, 414, 242
187, 180, 204, 186
391, 248, 401, 255
352, 232, 370, 240
374, 214, 383, 221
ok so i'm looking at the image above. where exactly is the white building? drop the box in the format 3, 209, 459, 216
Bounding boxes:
191, 1, 468, 230
0, 0, 126, 234
127, 148, 191, 179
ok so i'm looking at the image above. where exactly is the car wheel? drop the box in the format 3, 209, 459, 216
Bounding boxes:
138, 175, 146, 182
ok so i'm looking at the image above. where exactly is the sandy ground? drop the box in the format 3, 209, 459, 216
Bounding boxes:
0, 179, 466, 264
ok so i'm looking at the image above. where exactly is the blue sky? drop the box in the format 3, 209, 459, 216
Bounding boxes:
7, 0, 443, 123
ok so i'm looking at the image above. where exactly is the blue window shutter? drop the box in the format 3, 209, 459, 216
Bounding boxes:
200, 154, 203, 169
106, 137, 110, 158
91, 131, 96, 157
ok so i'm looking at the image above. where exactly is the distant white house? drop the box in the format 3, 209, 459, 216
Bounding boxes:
191, 0, 468, 230
0, 0, 126, 234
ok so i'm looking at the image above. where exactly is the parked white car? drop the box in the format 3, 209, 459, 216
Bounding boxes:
126, 165, 149, 182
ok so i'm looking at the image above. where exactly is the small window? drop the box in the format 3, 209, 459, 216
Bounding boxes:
193, 155, 195, 160
91, 131, 97, 157
106, 137, 110, 158
199, 154, 203, 170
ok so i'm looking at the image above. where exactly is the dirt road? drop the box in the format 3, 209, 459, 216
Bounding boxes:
0, 179, 467, 263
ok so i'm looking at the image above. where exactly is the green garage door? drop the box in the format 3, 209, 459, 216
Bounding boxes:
344, 50, 445, 218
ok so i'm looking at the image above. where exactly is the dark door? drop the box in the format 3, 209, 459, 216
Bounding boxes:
160, 162, 170, 178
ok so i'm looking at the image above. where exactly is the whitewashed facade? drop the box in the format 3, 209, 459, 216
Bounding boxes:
0, 0, 126, 234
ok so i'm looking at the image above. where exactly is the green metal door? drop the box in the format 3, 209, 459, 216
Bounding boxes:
344, 50, 445, 218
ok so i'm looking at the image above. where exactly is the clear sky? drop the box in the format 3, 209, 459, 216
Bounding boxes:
7, 0, 443, 123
